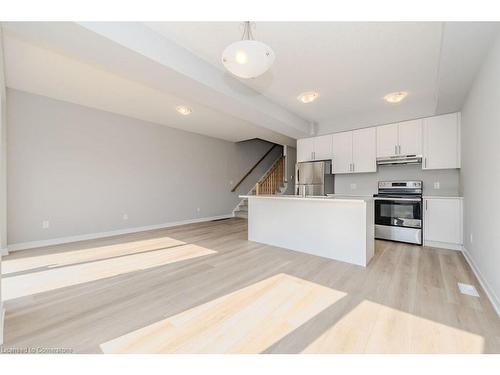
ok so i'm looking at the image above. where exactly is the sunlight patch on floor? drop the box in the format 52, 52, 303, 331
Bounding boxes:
100, 273, 346, 354
2, 244, 215, 301
302, 300, 485, 353
2, 236, 187, 275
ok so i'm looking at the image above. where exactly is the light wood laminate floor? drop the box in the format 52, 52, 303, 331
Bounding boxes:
2, 218, 499, 353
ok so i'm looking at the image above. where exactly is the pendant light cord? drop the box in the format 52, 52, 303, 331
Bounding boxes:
241, 21, 254, 41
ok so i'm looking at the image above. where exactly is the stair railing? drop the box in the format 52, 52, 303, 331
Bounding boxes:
231, 144, 279, 193
255, 156, 285, 195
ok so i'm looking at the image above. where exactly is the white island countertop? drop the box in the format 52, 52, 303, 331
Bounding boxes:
240, 194, 374, 267
239, 194, 372, 203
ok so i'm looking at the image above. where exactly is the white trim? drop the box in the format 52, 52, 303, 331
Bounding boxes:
462, 247, 500, 318
7, 214, 234, 252
424, 240, 463, 251
0, 306, 4, 346
0, 247, 8, 256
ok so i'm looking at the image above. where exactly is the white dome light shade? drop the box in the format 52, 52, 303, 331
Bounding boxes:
222, 40, 275, 79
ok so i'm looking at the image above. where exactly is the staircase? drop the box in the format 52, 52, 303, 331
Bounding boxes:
233, 155, 287, 219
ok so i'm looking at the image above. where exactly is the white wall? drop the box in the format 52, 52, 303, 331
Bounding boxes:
460, 32, 500, 312
334, 164, 460, 196
7, 89, 281, 246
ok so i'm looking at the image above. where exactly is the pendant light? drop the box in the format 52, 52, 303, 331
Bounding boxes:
221, 22, 275, 79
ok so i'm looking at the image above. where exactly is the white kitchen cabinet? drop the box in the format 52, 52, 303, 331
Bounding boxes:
398, 119, 422, 156
376, 120, 422, 157
331, 131, 353, 174
423, 113, 460, 170
376, 123, 399, 157
313, 134, 333, 160
297, 135, 333, 162
352, 127, 376, 173
297, 138, 314, 162
424, 197, 463, 250
331, 128, 376, 174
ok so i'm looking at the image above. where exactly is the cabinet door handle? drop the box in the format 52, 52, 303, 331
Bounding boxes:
398, 145, 401, 154
425, 200, 428, 210
352, 163, 355, 172
424, 157, 427, 168
395, 145, 397, 154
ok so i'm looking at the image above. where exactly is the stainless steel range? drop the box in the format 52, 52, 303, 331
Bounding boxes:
373, 180, 423, 245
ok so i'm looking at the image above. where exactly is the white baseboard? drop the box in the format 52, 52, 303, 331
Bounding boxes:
462, 247, 500, 318
7, 214, 234, 253
0, 305, 4, 346
424, 240, 462, 251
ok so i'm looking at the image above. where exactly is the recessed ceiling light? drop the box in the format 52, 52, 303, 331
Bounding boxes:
176, 106, 192, 115
384, 91, 408, 104
297, 91, 320, 104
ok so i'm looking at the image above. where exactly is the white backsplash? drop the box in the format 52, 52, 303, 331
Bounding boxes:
334, 164, 460, 196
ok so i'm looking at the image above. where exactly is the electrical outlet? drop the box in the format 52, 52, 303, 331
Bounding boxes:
350, 183, 357, 190
122, 213, 128, 221
434, 182, 440, 189
42, 220, 50, 229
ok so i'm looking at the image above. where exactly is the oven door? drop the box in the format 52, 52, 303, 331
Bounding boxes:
374, 197, 422, 228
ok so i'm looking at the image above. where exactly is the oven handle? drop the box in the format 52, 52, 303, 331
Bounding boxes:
374, 197, 422, 202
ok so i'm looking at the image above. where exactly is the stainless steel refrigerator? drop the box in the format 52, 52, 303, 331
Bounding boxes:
295, 160, 334, 196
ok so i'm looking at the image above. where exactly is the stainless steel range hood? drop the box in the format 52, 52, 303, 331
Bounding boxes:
376, 155, 422, 166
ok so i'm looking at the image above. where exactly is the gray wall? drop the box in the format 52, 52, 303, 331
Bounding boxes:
7, 89, 281, 245
460, 33, 500, 309
334, 164, 460, 196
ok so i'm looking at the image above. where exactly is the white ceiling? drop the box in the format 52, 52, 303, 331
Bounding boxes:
146, 22, 500, 134
2, 34, 291, 144
2, 22, 499, 143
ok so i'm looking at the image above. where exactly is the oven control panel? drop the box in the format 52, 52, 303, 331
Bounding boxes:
378, 181, 422, 189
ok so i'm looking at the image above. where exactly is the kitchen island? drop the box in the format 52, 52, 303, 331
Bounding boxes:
239, 195, 374, 267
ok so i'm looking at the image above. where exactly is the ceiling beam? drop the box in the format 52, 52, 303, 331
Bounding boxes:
3, 22, 310, 140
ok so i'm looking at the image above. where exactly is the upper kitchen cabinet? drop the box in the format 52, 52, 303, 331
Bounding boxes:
331, 131, 353, 174
398, 119, 423, 156
331, 128, 376, 174
297, 137, 314, 162
297, 135, 333, 162
313, 134, 333, 160
352, 127, 377, 173
376, 123, 399, 157
376, 120, 422, 157
423, 113, 461, 170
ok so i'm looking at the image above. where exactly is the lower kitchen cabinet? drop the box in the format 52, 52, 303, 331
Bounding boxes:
423, 197, 463, 250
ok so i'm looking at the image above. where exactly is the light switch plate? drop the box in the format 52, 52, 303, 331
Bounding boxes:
458, 282, 480, 297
